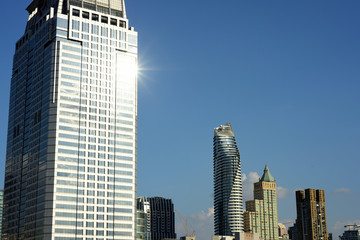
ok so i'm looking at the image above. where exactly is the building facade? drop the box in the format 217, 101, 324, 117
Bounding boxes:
136, 210, 146, 240
340, 225, 360, 240
244, 165, 278, 240
288, 223, 298, 240
295, 189, 328, 240
278, 223, 289, 240
136, 197, 176, 240
3, 0, 138, 239
213, 123, 243, 236
0, 190, 3, 234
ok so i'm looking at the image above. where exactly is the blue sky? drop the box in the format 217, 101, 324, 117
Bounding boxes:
1, 1, 359, 240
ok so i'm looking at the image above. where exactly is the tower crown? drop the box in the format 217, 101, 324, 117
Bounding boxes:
260, 164, 275, 182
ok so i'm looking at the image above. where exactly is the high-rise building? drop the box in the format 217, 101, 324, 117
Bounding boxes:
295, 189, 328, 240
339, 225, 360, 240
136, 209, 146, 240
288, 223, 298, 240
244, 165, 278, 240
213, 123, 243, 236
3, 0, 138, 239
0, 190, 3, 234
136, 197, 176, 240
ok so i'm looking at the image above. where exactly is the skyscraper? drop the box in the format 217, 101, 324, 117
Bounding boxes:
0, 190, 3, 234
3, 0, 138, 239
339, 225, 360, 240
213, 123, 243, 236
244, 165, 279, 240
295, 189, 328, 240
137, 197, 177, 240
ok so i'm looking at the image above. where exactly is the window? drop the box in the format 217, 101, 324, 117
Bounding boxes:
120, 20, 126, 28
72, 20, 80, 30
82, 22, 89, 32
101, 16, 108, 23
101, 27, 108, 37
72, 9, 80, 17
87, 206, 94, 211
92, 25, 99, 35
97, 191, 105, 196
110, 18, 117, 26
92, 14, 99, 21
82, 11, 89, 19
86, 222, 94, 227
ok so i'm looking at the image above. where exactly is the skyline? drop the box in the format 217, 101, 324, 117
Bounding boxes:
0, 1, 360, 240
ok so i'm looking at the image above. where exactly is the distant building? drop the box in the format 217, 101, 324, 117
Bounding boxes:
137, 197, 176, 240
288, 223, 298, 240
339, 225, 360, 240
212, 232, 261, 240
295, 189, 328, 240
213, 123, 244, 236
180, 236, 196, 240
278, 223, 289, 239
136, 209, 146, 240
244, 165, 279, 240
0, 190, 3, 234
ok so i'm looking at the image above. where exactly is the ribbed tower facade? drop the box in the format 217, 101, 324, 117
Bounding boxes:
296, 189, 328, 240
3, 0, 138, 239
213, 123, 243, 236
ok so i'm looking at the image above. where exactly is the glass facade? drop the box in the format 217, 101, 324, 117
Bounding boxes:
3, 0, 137, 239
136, 197, 176, 240
213, 123, 243, 236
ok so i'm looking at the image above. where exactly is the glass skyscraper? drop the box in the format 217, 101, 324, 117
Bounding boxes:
3, 0, 137, 239
213, 123, 243, 236
136, 197, 176, 240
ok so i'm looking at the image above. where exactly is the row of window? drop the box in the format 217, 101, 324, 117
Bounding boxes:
56, 185, 132, 199
55, 228, 132, 236
57, 157, 133, 169
72, 8, 127, 28
58, 140, 133, 150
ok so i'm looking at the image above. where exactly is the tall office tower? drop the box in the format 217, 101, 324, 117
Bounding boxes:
213, 123, 243, 236
3, 0, 138, 239
244, 165, 278, 240
136, 197, 176, 240
295, 189, 328, 240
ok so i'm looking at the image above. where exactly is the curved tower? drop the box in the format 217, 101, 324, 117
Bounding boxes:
213, 123, 243, 236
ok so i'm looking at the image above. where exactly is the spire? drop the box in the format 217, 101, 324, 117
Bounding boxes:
260, 164, 275, 182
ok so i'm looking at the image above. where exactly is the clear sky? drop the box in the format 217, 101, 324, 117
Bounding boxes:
0, 1, 359, 240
